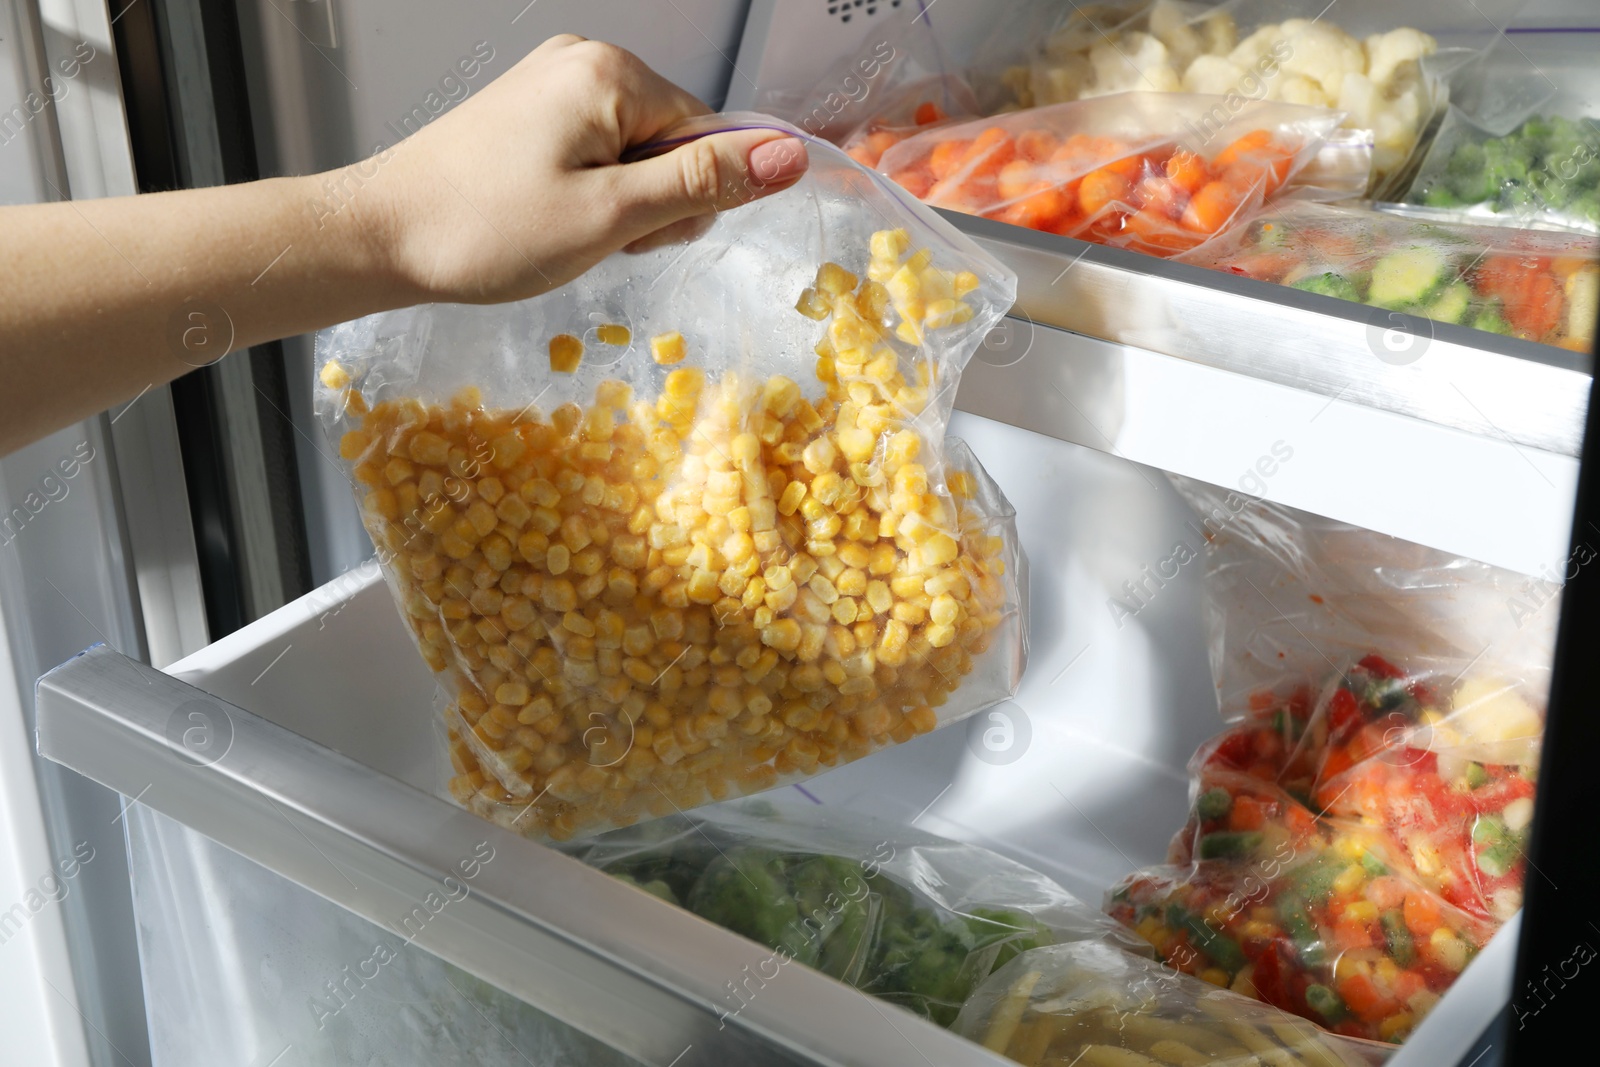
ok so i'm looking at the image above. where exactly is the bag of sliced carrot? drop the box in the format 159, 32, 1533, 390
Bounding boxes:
875, 93, 1368, 256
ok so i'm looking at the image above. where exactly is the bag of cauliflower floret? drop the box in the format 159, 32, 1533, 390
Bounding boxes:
315, 115, 1027, 841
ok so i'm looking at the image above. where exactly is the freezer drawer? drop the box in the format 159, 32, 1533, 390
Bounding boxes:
37, 414, 1515, 1066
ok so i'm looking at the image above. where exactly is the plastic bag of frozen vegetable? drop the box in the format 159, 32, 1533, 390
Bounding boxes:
1403, 28, 1600, 233
954, 940, 1390, 1065
1098, 479, 1548, 1043
1177, 201, 1599, 349
1167, 476, 1558, 721
874, 94, 1366, 257
1106, 830, 1495, 1046
566, 799, 1151, 1027
967, 0, 1451, 198
314, 115, 1026, 842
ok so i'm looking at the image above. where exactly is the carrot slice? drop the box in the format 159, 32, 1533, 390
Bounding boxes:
996, 160, 1038, 202
928, 139, 970, 181
1125, 204, 1200, 252
1000, 187, 1072, 232
1211, 129, 1274, 170
961, 127, 1014, 172
1180, 180, 1245, 233
1165, 149, 1210, 195
1077, 168, 1134, 217
912, 100, 944, 125
1015, 128, 1057, 163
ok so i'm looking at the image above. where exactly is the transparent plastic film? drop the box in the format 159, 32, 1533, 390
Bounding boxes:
564, 799, 1148, 1028
968, 0, 1459, 197
1177, 200, 1598, 350
953, 940, 1390, 1066
874, 94, 1363, 257
315, 118, 1025, 841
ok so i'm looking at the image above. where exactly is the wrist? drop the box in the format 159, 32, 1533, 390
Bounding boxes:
299, 159, 426, 310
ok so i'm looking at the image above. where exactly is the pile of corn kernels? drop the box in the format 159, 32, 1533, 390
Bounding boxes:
324, 228, 1011, 839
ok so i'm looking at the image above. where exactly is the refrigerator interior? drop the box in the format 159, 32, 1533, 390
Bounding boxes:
80, 413, 1509, 1067
27, 0, 1599, 1062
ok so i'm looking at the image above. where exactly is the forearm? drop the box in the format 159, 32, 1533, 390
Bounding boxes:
0, 171, 408, 454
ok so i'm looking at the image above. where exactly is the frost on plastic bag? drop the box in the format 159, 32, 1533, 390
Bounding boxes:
1167, 477, 1559, 720
314, 118, 1025, 842
1192, 654, 1540, 924
971, 0, 1448, 197
953, 940, 1389, 1065
1403, 29, 1600, 233
1095, 479, 1551, 1042
767, 6, 967, 147
875, 94, 1365, 257
565, 799, 1147, 1027
1178, 200, 1599, 350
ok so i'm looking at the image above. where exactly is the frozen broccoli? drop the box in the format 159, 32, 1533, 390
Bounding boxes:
1290, 271, 1363, 303
686, 848, 820, 968
1472, 304, 1514, 336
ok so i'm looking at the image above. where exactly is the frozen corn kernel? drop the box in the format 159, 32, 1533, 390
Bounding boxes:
596, 323, 631, 346
339, 241, 1009, 840
870, 228, 910, 263
549, 334, 584, 373
795, 288, 830, 320
650, 331, 687, 365
320, 361, 351, 390
814, 262, 858, 296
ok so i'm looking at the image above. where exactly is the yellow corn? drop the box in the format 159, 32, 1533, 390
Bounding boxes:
651, 331, 687, 365
345, 235, 1007, 840
549, 334, 583, 373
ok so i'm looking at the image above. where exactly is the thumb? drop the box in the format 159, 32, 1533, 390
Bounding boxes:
606, 130, 809, 247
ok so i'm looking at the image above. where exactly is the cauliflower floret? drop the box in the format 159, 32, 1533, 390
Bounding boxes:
1148, 0, 1203, 71
1030, 54, 1092, 106
1045, 5, 1124, 61
1336, 71, 1382, 130
1365, 27, 1437, 91
1181, 54, 1248, 97
1088, 31, 1173, 95
1275, 74, 1329, 107
1200, 9, 1238, 55
1228, 24, 1287, 71
1279, 19, 1367, 99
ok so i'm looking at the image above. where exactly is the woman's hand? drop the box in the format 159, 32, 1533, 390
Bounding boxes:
0, 35, 807, 454
367, 35, 808, 304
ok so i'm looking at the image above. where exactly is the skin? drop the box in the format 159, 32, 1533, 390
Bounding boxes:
0, 35, 808, 456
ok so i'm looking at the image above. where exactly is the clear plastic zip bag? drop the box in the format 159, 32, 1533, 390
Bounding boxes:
315, 116, 1027, 841
565, 798, 1150, 1028
955, 940, 1390, 1065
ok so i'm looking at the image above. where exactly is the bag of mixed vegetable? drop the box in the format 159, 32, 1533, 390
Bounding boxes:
1176, 200, 1599, 350
567, 800, 1150, 1027
873, 93, 1369, 257
1100, 481, 1551, 1044
955, 940, 1390, 1066
1402, 26, 1600, 234
314, 115, 1027, 842
968, 0, 1457, 199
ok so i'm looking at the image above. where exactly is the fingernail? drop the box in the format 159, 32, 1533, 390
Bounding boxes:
748, 137, 808, 186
